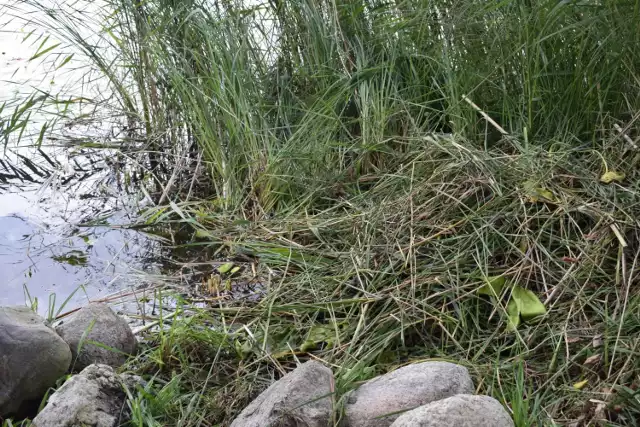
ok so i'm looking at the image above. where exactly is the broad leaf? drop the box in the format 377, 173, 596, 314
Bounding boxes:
573, 380, 588, 390
478, 276, 506, 296
217, 262, 235, 274
512, 285, 547, 320
507, 297, 520, 330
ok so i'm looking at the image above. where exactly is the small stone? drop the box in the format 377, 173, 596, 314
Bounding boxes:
31, 364, 143, 427
55, 303, 137, 371
389, 394, 514, 427
230, 360, 334, 427
0, 306, 71, 417
344, 361, 474, 427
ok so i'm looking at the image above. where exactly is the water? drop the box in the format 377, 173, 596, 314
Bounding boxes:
0, 0, 160, 312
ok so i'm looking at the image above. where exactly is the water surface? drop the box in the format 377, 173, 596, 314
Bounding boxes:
0, 0, 159, 312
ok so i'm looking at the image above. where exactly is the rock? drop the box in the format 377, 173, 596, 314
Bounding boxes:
0, 306, 72, 417
31, 364, 142, 427
344, 361, 474, 427
389, 394, 514, 427
55, 303, 136, 371
230, 360, 334, 427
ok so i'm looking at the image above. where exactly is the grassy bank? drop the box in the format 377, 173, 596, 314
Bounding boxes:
8, 0, 640, 425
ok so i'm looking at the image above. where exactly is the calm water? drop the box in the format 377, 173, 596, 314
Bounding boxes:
0, 0, 159, 311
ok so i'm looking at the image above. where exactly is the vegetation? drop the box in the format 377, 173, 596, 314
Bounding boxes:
4, 0, 640, 425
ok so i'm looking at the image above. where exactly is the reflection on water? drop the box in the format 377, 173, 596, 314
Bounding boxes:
0, 0, 160, 311
0, 148, 160, 309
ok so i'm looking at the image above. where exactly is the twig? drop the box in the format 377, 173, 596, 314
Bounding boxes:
610, 223, 628, 248
158, 149, 188, 205
462, 94, 509, 136
131, 310, 180, 335
613, 123, 638, 149
186, 150, 203, 202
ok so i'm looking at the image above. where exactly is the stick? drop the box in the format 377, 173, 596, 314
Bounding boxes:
462, 94, 509, 136
610, 224, 628, 248
613, 123, 638, 150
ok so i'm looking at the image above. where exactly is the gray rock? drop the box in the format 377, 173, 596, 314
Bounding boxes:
0, 306, 72, 417
389, 394, 514, 427
55, 303, 136, 371
344, 361, 474, 427
230, 360, 334, 427
31, 364, 142, 427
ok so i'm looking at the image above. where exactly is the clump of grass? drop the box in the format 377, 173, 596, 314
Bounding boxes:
92, 0, 640, 211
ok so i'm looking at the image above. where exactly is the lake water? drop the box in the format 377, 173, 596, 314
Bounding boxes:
0, 0, 160, 312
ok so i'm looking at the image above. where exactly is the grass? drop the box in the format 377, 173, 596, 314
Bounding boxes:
3, 0, 640, 426
130, 135, 639, 426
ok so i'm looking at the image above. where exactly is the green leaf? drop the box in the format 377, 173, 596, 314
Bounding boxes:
217, 262, 235, 274
56, 54, 74, 70
29, 42, 61, 61
478, 276, 507, 296
506, 297, 520, 330
512, 285, 546, 320
300, 323, 338, 352
194, 229, 213, 239
230, 266, 241, 274
573, 379, 588, 390
600, 171, 625, 184
36, 121, 48, 147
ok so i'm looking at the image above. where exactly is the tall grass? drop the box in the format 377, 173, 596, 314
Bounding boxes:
8, 0, 640, 425
99, 0, 640, 212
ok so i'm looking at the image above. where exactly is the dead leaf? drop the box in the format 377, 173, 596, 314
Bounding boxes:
584, 354, 601, 365
592, 335, 604, 348
593, 401, 607, 421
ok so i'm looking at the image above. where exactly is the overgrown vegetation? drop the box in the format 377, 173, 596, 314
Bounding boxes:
5, 0, 640, 425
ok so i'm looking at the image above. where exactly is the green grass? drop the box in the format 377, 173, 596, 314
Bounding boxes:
5, 0, 640, 426
129, 135, 639, 426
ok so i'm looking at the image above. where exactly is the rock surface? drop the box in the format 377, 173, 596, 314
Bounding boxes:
0, 306, 72, 417
55, 303, 136, 371
230, 360, 334, 427
31, 364, 142, 427
389, 394, 514, 427
344, 361, 474, 427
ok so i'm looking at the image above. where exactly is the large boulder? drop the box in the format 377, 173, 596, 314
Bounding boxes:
344, 361, 474, 427
55, 303, 136, 371
0, 306, 72, 417
389, 394, 514, 427
31, 364, 142, 427
230, 360, 334, 427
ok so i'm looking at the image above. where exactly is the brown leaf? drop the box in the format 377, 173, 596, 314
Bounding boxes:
584, 354, 600, 365
592, 335, 604, 348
